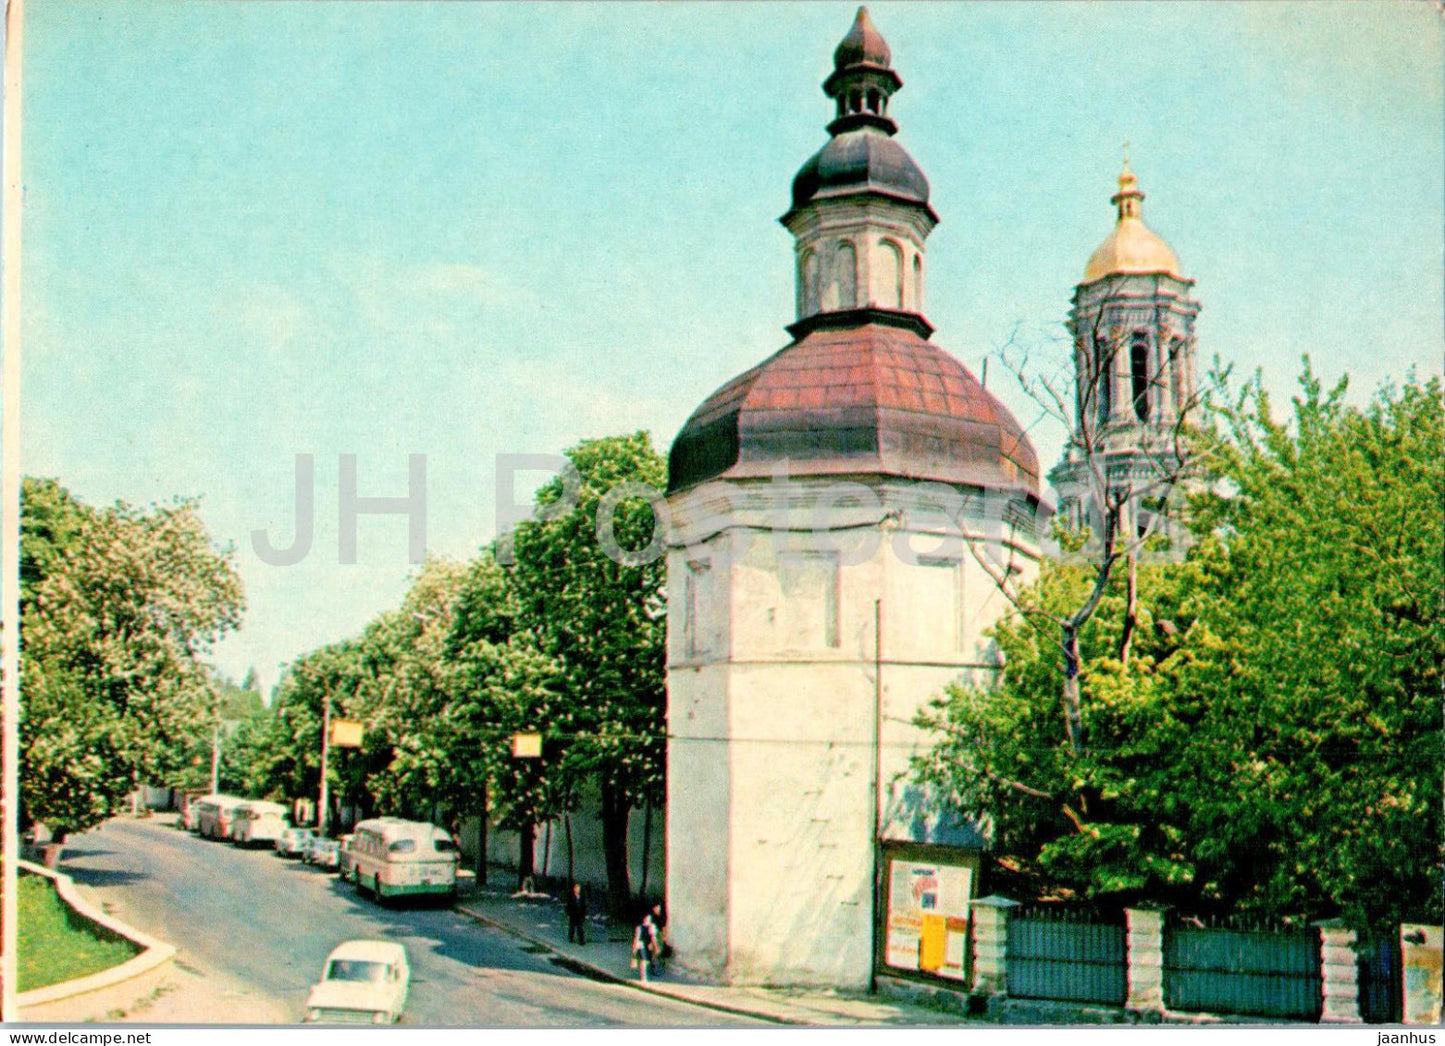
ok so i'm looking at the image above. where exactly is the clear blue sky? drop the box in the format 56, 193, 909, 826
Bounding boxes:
20, 2, 1443, 696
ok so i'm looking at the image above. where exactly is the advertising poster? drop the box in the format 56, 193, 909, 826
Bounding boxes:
884, 856, 973, 980
1401, 924, 1443, 1026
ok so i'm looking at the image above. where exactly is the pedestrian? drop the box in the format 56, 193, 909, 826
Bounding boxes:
650, 902, 672, 963
632, 912, 659, 982
565, 882, 587, 946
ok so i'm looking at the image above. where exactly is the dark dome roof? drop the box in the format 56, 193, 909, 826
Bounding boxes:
791, 130, 930, 211
668, 323, 1040, 496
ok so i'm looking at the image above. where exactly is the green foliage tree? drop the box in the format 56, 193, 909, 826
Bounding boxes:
914, 367, 1444, 931
509, 432, 667, 913
20, 479, 245, 839
442, 548, 567, 885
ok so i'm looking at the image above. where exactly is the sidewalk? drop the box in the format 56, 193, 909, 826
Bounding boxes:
455, 885, 970, 1026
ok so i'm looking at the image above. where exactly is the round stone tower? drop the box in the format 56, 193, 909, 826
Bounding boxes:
663, 8, 1047, 988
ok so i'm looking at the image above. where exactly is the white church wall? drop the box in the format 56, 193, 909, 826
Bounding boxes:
725, 660, 877, 986
667, 662, 733, 974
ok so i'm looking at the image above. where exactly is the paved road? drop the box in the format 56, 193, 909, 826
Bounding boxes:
59, 818, 758, 1027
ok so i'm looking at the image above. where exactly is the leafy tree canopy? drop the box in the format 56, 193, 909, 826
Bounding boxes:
914, 366, 1443, 932
20, 479, 245, 839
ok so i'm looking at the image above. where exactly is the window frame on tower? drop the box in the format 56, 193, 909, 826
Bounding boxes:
1130, 330, 1150, 422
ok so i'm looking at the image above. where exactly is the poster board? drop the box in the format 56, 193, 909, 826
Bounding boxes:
1401, 924, 1443, 1026
883, 851, 975, 981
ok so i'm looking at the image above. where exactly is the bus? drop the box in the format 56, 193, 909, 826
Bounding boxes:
349, 818, 459, 902
193, 795, 245, 840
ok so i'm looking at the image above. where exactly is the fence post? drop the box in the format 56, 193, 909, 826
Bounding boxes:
970, 896, 1018, 996
1125, 907, 1167, 1015
1314, 919, 1362, 1023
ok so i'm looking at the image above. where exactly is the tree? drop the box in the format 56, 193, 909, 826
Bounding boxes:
991, 306, 1205, 758
508, 432, 667, 914
20, 480, 245, 839
443, 547, 567, 886
914, 366, 1444, 932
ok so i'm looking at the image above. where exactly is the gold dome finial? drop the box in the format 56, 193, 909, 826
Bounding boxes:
1084, 156, 1182, 282
1112, 152, 1144, 220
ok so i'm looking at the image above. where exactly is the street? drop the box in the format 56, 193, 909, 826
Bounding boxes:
57, 818, 759, 1026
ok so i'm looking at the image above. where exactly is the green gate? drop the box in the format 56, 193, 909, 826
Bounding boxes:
1164, 916, 1322, 1020
1006, 907, 1128, 1006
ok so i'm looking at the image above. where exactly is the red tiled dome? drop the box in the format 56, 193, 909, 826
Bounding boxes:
668, 322, 1040, 496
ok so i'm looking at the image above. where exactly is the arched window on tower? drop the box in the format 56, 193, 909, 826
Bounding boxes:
800, 249, 819, 316
877, 240, 903, 309
826, 241, 857, 311
912, 255, 923, 312
1131, 331, 1150, 422
1094, 335, 1112, 426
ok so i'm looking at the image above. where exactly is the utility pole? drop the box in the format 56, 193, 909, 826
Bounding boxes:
870, 597, 884, 993
318, 692, 331, 836
209, 722, 221, 795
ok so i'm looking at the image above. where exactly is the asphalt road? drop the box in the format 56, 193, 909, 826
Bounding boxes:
59, 818, 757, 1027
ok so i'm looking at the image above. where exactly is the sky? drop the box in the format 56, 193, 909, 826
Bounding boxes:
19, 2, 1443, 697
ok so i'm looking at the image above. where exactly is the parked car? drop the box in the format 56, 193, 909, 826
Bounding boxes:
232, 801, 290, 847
337, 834, 356, 881
193, 795, 245, 839
276, 827, 317, 858
308, 838, 341, 870
304, 940, 409, 1024
178, 791, 209, 831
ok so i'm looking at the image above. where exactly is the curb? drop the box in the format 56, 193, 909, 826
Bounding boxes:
452, 902, 799, 1025
16, 860, 177, 1020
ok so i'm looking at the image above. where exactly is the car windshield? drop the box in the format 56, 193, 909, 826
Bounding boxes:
326, 960, 390, 984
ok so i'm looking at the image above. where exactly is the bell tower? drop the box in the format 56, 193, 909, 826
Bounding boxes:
1051, 160, 1201, 550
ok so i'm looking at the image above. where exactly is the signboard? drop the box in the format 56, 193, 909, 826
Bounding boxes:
329, 719, 364, 748
884, 856, 973, 981
1401, 924, 1443, 1026
511, 732, 543, 758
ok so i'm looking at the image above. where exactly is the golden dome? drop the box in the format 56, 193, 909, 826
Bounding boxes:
1082, 161, 1181, 282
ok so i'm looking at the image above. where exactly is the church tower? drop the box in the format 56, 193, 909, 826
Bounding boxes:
1050, 161, 1201, 550
664, 9, 1046, 989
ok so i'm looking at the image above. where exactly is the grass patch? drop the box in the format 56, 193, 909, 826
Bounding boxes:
18, 873, 141, 992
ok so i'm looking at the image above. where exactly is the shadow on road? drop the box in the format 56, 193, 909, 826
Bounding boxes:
310, 873, 581, 982
64, 866, 153, 889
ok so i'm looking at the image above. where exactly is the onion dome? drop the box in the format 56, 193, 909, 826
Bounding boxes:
786, 7, 935, 220
791, 133, 930, 211
1083, 160, 1182, 282
668, 9, 1039, 502
667, 323, 1039, 495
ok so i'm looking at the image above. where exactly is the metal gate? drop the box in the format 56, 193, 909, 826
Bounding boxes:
1164, 916, 1322, 1020
1007, 907, 1128, 1006
1358, 936, 1402, 1024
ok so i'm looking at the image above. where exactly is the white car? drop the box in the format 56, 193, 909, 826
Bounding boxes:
305, 940, 410, 1024
276, 827, 316, 858
307, 838, 341, 870
234, 810, 290, 848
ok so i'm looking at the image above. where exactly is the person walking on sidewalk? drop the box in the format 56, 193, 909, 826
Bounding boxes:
565, 882, 588, 945
650, 903, 671, 955
632, 912, 660, 982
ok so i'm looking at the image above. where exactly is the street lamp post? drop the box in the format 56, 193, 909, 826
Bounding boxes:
318, 693, 331, 836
